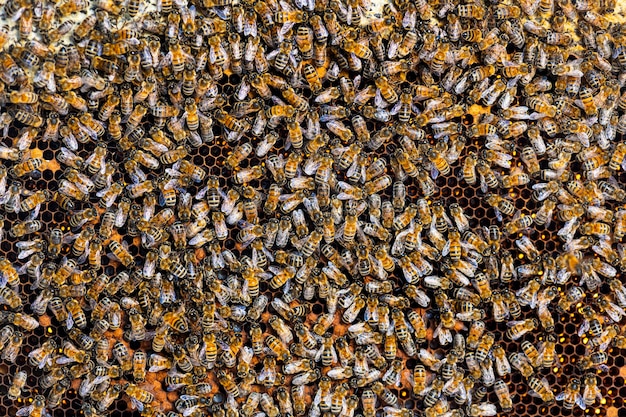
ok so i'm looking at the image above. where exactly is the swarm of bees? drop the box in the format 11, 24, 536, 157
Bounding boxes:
0, 0, 625, 416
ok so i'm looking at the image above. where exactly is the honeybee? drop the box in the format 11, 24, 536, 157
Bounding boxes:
11, 109, 43, 127
217, 370, 240, 398
526, 192, 554, 224
17, 395, 47, 417
214, 109, 249, 133
8, 371, 27, 400
506, 317, 538, 341
458, 152, 479, 187
0, 327, 23, 363
556, 378, 585, 410
64, 298, 86, 330
582, 373, 602, 407
476, 160, 499, 192
126, 383, 155, 410
504, 214, 537, 236
108, 240, 134, 267
11, 157, 43, 179
0, 145, 21, 162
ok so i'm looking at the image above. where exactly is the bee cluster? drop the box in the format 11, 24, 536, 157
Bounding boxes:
0, 0, 626, 416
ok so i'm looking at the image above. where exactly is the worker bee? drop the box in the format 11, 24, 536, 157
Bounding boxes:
108, 240, 134, 267
556, 378, 585, 410
65, 298, 86, 330
8, 370, 27, 400
506, 318, 538, 341
17, 395, 47, 417
582, 373, 602, 407
504, 212, 538, 236
11, 158, 43, 179
126, 383, 155, 410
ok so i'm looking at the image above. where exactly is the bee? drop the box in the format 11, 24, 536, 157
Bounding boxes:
0, 145, 21, 162
110, 341, 132, 373
9, 219, 43, 238
68, 207, 98, 230
46, 293, 73, 325
582, 373, 602, 407
126, 383, 154, 409
215, 109, 249, 133
469, 122, 498, 139
375, 75, 399, 104
520, 340, 542, 370
148, 353, 172, 372
124, 307, 148, 342
579, 351, 609, 372
108, 240, 134, 267
45, 377, 70, 409
506, 318, 538, 340
11, 158, 43, 179
581, 221, 611, 237
504, 214, 539, 236
0, 328, 23, 363
11, 109, 43, 127
524, 375, 555, 405
301, 63, 322, 93
17, 395, 47, 417
459, 152, 480, 186
8, 370, 27, 400
0, 324, 13, 350
475, 159, 499, 192
608, 142, 626, 171
556, 378, 585, 410
506, 352, 534, 381
217, 370, 240, 398
575, 85, 599, 116
64, 298, 86, 330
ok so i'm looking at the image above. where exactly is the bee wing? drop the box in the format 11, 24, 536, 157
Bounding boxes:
16, 405, 34, 416
65, 311, 74, 330
84, 151, 100, 169
38, 354, 53, 369
159, 51, 173, 70
17, 247, 37, 260
374, 89, 389, 109
130, 397, 145, 412
76, 245, 90, 265
441, 240, 451, 257
17, 259, 33, 275
166, 382, 188, 392
95, 185, 111, 198
15, 240, 37, 249
619, 156, 626, 172
389, 100, 403, 116
594, 388, 603, 400
605, 303, 625, 322
56, 355, 74, 365
9, 192, 21, 212
479, 173, 488, 194
530, 293, 538, 309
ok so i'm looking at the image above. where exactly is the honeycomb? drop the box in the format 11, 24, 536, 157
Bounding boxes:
0, 0, 625, 417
